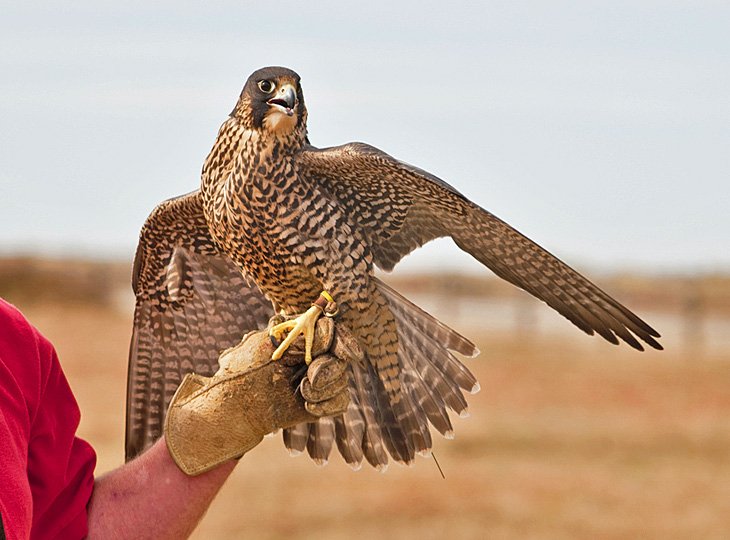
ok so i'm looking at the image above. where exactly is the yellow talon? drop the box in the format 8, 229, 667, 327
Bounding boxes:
269, 291, 333, 364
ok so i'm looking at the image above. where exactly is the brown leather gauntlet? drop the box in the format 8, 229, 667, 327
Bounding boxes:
164, 317, 362, 475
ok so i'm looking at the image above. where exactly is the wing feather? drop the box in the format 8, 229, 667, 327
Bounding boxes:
125, 191, 273, 461
295, 143, 662, 351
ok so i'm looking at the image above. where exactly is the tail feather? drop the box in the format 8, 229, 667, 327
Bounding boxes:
401, 366, 452, 437
367, 362, 417, 464
306, 417, 335, 465
334, 401, 365, 469
400, 317, 477, 396
377, 278, 479, 393
350, 363, 389, 469
388, 378, 433, 460
283, 423, 309, 455
283, 279, 479, 470
398, 329, 457, 434
375, 278, 478, 357
363, 278, 476, 460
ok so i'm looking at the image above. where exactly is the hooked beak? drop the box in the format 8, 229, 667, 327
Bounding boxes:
267, 83, 296, 116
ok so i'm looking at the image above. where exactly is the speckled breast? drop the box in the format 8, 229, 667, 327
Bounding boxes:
202, 131, 323, 313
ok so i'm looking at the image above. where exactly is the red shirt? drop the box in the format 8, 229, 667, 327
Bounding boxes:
0, 299, 96, 540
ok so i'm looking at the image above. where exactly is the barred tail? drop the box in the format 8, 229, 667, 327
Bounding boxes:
282, 277, 479, 469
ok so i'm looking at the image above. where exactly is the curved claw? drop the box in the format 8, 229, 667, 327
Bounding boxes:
269, 305, 323, 364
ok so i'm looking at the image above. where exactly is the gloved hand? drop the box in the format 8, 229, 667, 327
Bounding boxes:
164, 316, 362, 476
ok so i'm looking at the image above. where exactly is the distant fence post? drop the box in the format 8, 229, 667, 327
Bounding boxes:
682, 279, 704, 358
514, 292, 538, 342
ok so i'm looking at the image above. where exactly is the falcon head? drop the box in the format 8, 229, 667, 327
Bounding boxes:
233, 66, 306, 135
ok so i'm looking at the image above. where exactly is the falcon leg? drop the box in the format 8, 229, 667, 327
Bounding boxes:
269, 291, 336, 364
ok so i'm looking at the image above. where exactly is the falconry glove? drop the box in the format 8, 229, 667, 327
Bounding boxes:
164, 317, 362, 476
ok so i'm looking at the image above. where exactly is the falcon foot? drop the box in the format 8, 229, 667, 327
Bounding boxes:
270, 291, 337, 365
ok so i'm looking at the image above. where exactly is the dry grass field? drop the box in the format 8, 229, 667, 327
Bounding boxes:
3, 258, 730, 539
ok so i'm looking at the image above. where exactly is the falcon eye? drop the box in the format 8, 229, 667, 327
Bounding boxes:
258, 80, 275, 94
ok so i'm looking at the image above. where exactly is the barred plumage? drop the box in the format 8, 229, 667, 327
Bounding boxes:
125, 66, 661, 467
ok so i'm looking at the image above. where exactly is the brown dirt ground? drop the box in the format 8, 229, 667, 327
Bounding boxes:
14, 298, 730, 540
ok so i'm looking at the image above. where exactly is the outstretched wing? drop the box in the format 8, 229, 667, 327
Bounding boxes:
125, 191, 273, 461
295, 143, 661, 351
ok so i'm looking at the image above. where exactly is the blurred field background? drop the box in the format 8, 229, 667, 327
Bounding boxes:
2, 256, 729, 539
3, 3, 729, 538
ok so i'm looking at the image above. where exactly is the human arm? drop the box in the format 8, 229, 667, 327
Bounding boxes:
88, 317, 356, 537
0, 299, 96, 540
87, 437, 235, 540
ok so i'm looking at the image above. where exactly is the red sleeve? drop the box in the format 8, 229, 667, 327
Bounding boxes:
0, 299, 96, 540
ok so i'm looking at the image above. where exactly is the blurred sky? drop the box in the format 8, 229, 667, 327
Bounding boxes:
1, 1, 728, 274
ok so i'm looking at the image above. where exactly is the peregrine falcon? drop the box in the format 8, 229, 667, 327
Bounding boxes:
125, 66, 662, 468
